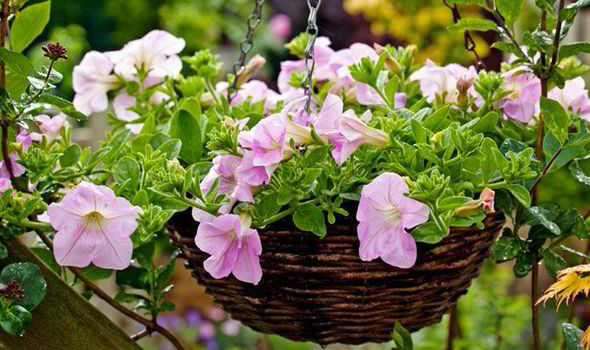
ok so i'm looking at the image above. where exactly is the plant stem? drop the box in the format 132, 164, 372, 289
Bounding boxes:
550, 0, 567, 70
0, 0, 9, 88
529, 146, 564, 195
257, 198, 320, 227
491, 10, 531, 63
446, 304, 459, 350
532, 253, 541, 350
0, 120, 16, 184
34, 231, 187, 350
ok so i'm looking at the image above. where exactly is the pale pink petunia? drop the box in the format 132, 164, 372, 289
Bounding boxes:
73, 51, 119, 115
270, 14, 292, 42
112, 76, 170, 134
195, 214, 262, 285
500, 68, 541, 123
549, 77, 590, 122
0, 131, 30, 179
32, 114, 69, 141
216, 81, 280, 112
47, 182, 142, 270
357, 173, 430, 268
277, 37, 335, 96
200, 155, 254, 204
235, 151, 276, 187
110, 30, 186, 79
238, 116, 287, 167
0, 178, 11, 194
339, 111, 390, 147
409, 59, 477, 104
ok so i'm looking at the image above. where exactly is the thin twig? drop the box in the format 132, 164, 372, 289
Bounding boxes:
532, 253, 541, 350
550, 0, 567, 70
35, 231, 187, 350
529, 146, 564, 195
131, 328, 150, 342
490, 10, 531, 62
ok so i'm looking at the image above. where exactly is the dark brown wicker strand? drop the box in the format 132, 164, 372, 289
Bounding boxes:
168, 208, 505, 346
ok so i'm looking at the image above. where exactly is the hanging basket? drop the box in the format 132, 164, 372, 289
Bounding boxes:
167, 206, 505, 346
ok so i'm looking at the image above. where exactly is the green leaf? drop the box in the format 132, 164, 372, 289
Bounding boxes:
422, 106, 449, 131
569, 160, 590, 186
0, 243, 7, 260
169, 109, 202, 164
497, 0, 525, 26
0, 48, 34, 98
447, 19, 499, 33
540, 97, 569, 145
81, 265, 113, 280
257, 192, 281, 219
492, 230, 520, 262
38, 94, 88, 121
528, 206, 561, 236
59, 144, 82, 168
411, 221, 447, 244
542, 249, 567, 278
293, 203, 327, 238
114, 156, 140, 189
559, 42, 590, 60
0, 262, 47, 311
507, 183, 531, 207
491, 42, 525, 58
513, 250, 534, 278
562, 323, 585, 350
157, 139, 182, 160
0, 48, 34, 76
0, 305, 32, 337
11, 1, 51, 52
30, 247, 60, 275
472, 111, 500, 133
391, 321, 413, 350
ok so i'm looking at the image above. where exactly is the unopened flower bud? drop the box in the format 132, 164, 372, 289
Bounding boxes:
236, 55, 266, 87
374, 43, 402, 74
480, 188, 495, 214
456, 188, 496, 217
457, 76, 474, 108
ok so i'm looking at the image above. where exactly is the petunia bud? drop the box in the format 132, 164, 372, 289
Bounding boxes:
374, 44, 402, 74
236, 55, 266, 87
456, 188, 496, 217
457, 76, 474, 108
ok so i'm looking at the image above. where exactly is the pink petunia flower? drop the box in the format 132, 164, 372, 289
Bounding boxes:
338, 110, 389, 155
270, 14, 292, 42
500, 68, 541, 123
238, 116, 287, 167
357, 173, 430, 268
0, 178, 11, 194
109, 30, 186, 79
548, 77, 590, 121
235, 151, 276, 188
31, 113, 69, 141
47, 182, 142, 270
195, 214, 263, 285
216, 80, 280, 112
0, 131, 31, 179
409, 59, 477, 104
73, 51, 119, 115
200, 155, 255, 203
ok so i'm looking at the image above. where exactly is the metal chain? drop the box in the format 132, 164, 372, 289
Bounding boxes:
442, 0, 487, 71
303, 0, 322, 113
227, 0, 265, 102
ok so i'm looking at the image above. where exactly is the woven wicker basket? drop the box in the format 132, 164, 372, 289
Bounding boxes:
168, 207, 505, 346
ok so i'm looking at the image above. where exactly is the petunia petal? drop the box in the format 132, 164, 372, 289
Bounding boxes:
380, 229, 417, 269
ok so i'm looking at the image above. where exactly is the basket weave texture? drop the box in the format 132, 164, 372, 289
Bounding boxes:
168, 207, 505, 346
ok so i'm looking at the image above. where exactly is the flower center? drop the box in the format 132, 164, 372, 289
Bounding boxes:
388, 207, 401, 225
85, 211, 105, 227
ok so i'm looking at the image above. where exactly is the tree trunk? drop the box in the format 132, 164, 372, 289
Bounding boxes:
0, 237, 141, 350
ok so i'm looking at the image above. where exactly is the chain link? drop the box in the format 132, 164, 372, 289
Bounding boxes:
227, 0, 265, 102
303, 0, 322, 113
442, 0, 487, 71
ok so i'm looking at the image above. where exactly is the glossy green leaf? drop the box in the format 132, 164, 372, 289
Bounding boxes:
11, 1, 51, 52
293, 203, 326, 238
0, 262, 47, 311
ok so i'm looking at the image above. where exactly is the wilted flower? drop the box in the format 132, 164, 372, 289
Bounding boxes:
548, 77, 590, 121
73, 51, 119, 115
47, 182, 142, 269
500, 68, 541, 123
195, 214, 263, 285
357, 173, 430, 268
42, 42, 68, 61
